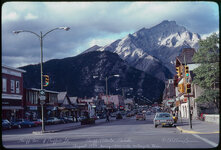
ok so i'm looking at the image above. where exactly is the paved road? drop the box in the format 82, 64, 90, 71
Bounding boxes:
2, 114, 219, 149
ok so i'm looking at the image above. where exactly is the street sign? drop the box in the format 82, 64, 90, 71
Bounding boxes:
40, 100, 45, 105
39, 95, 46, 101
40, 89, 45, 96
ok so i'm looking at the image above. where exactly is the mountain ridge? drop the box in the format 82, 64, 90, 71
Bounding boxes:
20, 51, 165, 102
81, 20, 200, 80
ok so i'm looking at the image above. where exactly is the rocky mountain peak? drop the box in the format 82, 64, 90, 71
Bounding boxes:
81, 20, 200, 80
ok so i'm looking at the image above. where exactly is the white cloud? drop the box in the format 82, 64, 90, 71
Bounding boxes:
201, 30, 219, 40
24, 13, 38, 20
88, 38, 115, 47
2, 1, 219, 68
2, 12, 19, 22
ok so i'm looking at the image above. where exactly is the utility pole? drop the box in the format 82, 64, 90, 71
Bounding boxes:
184, 54, 192, 129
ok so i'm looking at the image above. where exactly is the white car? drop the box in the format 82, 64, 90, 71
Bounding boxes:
153, 112, 174, 128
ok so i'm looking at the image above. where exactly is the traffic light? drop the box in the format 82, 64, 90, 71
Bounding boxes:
178, 83, 184, 93
43, 75, 49, 86
185, 65, 189, 77
176, 67, 181, 77
186, 83, 191, 93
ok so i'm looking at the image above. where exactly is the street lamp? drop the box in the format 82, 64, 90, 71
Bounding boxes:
93, 74, 120, 110
93, 74, 120, 96
13, 27, 70, 133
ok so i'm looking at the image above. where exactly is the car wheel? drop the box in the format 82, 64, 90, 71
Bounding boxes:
18, 125, 21, 128
155, 125, 157, 128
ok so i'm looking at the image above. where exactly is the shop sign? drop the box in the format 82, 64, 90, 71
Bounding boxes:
29, 106, 38, 110
175, 101, 180, 107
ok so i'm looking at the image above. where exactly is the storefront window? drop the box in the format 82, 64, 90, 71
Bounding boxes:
16, 81, 20, 94
10, 80, 15, 93
2, 78, 7, 92
34, 92, 38, 104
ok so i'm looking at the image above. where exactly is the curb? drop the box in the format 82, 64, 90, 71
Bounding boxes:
32, 119, 118, 134
176, 126, 219, 134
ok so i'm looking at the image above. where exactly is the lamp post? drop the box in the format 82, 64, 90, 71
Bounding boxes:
93, 74, 120, 109
13, 27, 70, 133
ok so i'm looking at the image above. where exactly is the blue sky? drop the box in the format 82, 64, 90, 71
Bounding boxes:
2, 2, 219, 68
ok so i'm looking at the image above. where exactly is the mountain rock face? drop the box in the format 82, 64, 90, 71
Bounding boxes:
20, 51, 165, 101
82, 20, 201, 80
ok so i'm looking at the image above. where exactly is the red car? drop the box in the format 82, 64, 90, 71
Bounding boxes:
33, 119, 42, 126
136, 113, 146, 120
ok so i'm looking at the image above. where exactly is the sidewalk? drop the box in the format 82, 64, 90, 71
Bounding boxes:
175, 117, 220, 134
32, 117, 117, 134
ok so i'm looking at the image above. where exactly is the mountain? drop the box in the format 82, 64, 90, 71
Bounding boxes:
82, 20, 200, 80
19, 51, 165, 102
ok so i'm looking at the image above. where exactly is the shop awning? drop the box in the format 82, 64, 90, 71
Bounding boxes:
46, 106, 57, 111
2, 106, 24, 110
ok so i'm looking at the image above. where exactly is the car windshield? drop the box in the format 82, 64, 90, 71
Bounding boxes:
157, 113, 171, 118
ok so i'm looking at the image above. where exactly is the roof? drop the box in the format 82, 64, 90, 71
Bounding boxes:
176, 48, 196, 65
69, 97, 78, 104
2, 64, 26, 73
57, 92, 67, 103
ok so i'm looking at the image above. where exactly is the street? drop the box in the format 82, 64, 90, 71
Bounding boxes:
2, 114, 219, 149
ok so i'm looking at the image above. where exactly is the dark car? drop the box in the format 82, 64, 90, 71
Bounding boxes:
116, 113, 123, 119
10, 120, 22, 129
2, 120, 11, 130
67, 116, 75, 123
59, 117, 69, 123
20, 120, 35, 128
78, 116, 87, 122
110, 112, 117, 117
46, 117, 61, 125
97, 114, 106, 119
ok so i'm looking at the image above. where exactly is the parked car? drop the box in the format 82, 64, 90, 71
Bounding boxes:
153, 112, 174, 128
146, 111, 151, 115
59, 117, 69, 123
110, 112, 117, 117
2, 119, 11, 130
10, 120, 22, 129
116, 112, 123, 119
91, 115, 98, 120
67, 116, 75, 122
78, 116, 87, 122
46, 117, 61, 125
33, 119, 42, 126
20, 119, 35, 128
136, 113, 146, 120
97, 114, 106, 119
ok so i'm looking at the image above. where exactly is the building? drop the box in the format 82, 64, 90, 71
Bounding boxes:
2, 65, 26, 121
174, 48, 201, 119
124, 98, 135, 111
162, 79, 176, 112
23, 88, 59, 120
101, 95, 125, 111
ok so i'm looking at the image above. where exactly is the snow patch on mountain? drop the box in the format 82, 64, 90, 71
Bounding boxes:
81, 20, 201, 81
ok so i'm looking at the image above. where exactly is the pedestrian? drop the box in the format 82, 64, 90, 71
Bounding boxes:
106, 110, 110, 122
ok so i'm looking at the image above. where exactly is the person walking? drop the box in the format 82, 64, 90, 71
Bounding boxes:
106, 110, 110, 122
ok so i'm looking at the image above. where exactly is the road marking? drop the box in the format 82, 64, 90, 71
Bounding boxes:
192, 134, 218, 147
176, 126, 219, 134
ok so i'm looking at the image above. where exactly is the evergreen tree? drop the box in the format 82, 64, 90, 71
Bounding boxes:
192, 33, 219, 109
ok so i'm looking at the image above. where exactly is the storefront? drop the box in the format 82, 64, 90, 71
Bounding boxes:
2, 65, 25, 121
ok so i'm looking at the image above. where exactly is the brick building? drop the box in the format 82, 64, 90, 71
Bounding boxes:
2, 65, 26, 121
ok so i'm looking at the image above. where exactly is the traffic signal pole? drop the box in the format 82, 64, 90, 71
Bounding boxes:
184, 55, 192, 129
188, 93, 192, 129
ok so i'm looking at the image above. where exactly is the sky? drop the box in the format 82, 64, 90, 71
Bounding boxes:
2, 1, 219, 68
